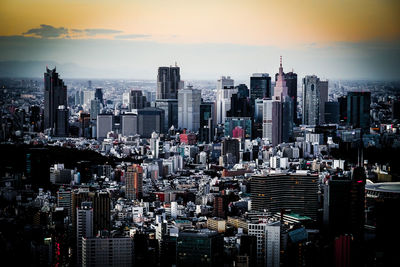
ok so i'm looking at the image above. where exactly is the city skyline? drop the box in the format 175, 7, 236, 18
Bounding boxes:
0, 0, 400, 80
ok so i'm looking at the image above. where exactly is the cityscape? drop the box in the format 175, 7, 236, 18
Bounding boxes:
1, 1, 400, 267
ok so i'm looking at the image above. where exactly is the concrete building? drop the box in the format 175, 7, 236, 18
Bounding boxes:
262, 99, 282, 146
76, 202, 93, 266
121, 114, 137, 137
302, 75, 328, 125
216, 76, 236, 124
96, 114, 113, 140
178, 86, 201, 132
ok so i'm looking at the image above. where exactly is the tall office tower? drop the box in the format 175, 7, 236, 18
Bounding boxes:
276, 71, 297, 123
347, 91, 371, 131
274, 56, 293, 142
56, 105, 69, 136
262, 99, 282, 146
216, 76, 236, 124
90, 99, 100, 121
266, 222, 281, 267
178, 86, 201, 132
157, 65, 183, 99
75, 90, 83, 105
76, 202, 93, 266
94, 87, 103, 103
250, 173, 319, 220
221, 138, 240, 163
250, 73, 271, 101
349, 166, 366, 241
137, 107, 164, 138
125, 164, 143, 200
155, 99, 178, 132
121, 114, 137, 136
57, 187, 72, 219
213, 195, 229, 218
338, 96, 348, 123
324, 101, 340, 124
82, 236, 133, 267
44, 67, 67, 132
88, 80, 92, 89
200, 102, 215, 143
302, 75, 328, 125
236, 84, 250, 98
176, 230, 223, 267
129, 90, 147, 111
96, 114, 113, 140
83, 90, 95, 106
227, 93, 253, 117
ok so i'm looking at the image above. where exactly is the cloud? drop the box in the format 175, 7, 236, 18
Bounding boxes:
114, 34, 151, 39
23, 24, 68, 38
83, 29, 123, 36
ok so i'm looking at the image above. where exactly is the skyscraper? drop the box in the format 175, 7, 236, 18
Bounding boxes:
137, 107, 164, 138
276, 70, 297, 123
96, 114, 113, 140
125, 164, 143, 200
56, 105, 69, 136
250, 73, 271, 101
262, 99, 282, 146
94, 87, 103, 104
178, 86, 201, 132
76, 202, 93, 266
199, 102, 215, 143
155, 99, 178, 132
274, 56, 293, 142
347, 91, 371, 131
121, 114, 138, 137
129, 90, 147, 111
216, 76, 236, 124
44, 67, 68, 133
302, 75, 328, 125
90, 98, 100, 121
157, 65, 183, 100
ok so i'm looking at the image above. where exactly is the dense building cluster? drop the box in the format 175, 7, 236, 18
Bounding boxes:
1, 60, 400, 266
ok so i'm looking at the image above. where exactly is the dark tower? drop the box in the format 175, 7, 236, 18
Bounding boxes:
44, 67, 67, 132
157, 65, 181, 99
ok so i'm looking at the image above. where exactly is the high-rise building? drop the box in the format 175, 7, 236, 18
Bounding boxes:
94, 87, 103, 104
56, 105, 69, 136
90, 99, 100, 121
176, 230, 223, 267
137, 107, 164, 138
157, 65, 183, 99
250, 173, 319, 220
227, 93, 253, 118
199, 102, 215, 143
96, 114, 113, 140
178, 86, 201, 132
347, 91, 371, 131
274, 57, 293, 143
262, 99, 282, 146
302, 75, 328, 125
266, 222, 281, 267
121, 114, 137, 137
129, 90, 147, 111
82, 235, 133, 267
44, 67, 68, 133
216, 76, 236, 124
276, 70, 297, 123
324, 101, 340, 124
338, 96, 348, 123
57, 187, 72, 219
76, 202, 93, 266
250, 73, 271, 101
126, 164, 143, 200
236, 84, 250, 98
155, 99, 178, 132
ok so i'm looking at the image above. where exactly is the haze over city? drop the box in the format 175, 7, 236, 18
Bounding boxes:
1, 0, 400, 80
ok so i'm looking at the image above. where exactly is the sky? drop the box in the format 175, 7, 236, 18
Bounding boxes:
0, 0, 399, 80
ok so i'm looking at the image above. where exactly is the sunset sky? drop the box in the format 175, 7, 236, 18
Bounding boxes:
0, 0, 399, 80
